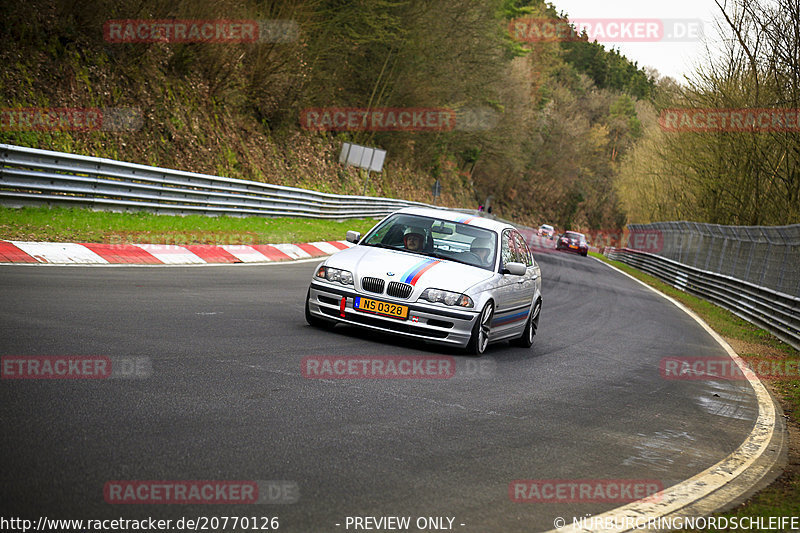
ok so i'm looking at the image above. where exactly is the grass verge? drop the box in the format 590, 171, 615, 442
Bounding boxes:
0, 206, 380, 245
590, 251, 800, 527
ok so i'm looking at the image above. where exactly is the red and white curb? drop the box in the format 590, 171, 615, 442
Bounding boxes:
0, 240, 353, 265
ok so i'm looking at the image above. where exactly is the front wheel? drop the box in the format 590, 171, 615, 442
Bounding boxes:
510, 299, 541, 348
467, 302, 494, 355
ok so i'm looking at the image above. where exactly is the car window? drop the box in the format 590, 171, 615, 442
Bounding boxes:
361, 213, 497, 270
513, 231, 533, 266
501, 230, 513, 266
502, 229, 527, 266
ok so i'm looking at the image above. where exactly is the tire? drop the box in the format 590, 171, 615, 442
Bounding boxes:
581, 250, 588, 257
305, 288, 333, 328
510, 298, 541, 348
467, 301, 494, 355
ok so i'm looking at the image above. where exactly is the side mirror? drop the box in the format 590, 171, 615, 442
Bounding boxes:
503, 262, 527, 276
346, 231, 361, 244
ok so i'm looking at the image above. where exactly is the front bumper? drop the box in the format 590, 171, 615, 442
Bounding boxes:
307, 281, 478, 347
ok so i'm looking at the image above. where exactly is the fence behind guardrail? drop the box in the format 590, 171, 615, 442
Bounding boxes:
628, 221, 800, 297
608, 221, 800, 350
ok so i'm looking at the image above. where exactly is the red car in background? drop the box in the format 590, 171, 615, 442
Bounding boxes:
555, 231, 589, 257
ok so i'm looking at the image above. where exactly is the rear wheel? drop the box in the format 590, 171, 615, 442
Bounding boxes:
511, 298, 541, 348
467, 301, 494, 355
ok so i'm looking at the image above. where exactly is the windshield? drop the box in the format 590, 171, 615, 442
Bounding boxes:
361, 213, 498, 271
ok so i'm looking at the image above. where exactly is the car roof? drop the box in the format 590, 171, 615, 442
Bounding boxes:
393, 207, 514, 233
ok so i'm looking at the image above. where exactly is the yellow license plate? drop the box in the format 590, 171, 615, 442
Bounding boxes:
569, 244, 578, 249
354, 297, 409, 319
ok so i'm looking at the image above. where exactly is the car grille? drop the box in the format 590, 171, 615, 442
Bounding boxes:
387, 282, 413, 299
361, 277, 385, 294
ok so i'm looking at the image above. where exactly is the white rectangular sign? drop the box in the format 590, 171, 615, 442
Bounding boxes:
339, 143, 385, 173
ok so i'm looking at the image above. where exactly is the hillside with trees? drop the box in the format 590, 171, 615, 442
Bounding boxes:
615, 0, 799, 226
7, 0, 793, 229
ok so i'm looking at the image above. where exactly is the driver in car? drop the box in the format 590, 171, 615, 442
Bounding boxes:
403, 226, 426, 252
470, 237, 492, 266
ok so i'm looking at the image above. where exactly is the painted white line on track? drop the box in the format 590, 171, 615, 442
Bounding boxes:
540, 257, 781, 533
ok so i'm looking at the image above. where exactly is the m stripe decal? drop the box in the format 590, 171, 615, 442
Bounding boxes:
402, 259, 440, 285
492, 309, 529, 326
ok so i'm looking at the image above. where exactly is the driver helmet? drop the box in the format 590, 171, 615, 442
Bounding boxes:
403, 226, 426, 248
470, 237, 492, 261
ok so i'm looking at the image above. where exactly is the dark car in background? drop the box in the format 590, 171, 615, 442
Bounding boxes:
556, 231, 589, 257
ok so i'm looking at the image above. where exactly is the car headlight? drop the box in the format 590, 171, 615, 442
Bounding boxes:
420, 288, 474, 308
315, 266, 354, 285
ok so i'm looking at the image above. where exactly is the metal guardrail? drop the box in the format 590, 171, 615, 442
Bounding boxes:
606, 247, 800, 351
0, 144, 437, 219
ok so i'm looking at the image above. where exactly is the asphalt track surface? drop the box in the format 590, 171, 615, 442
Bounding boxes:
0, 249, 759, 532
